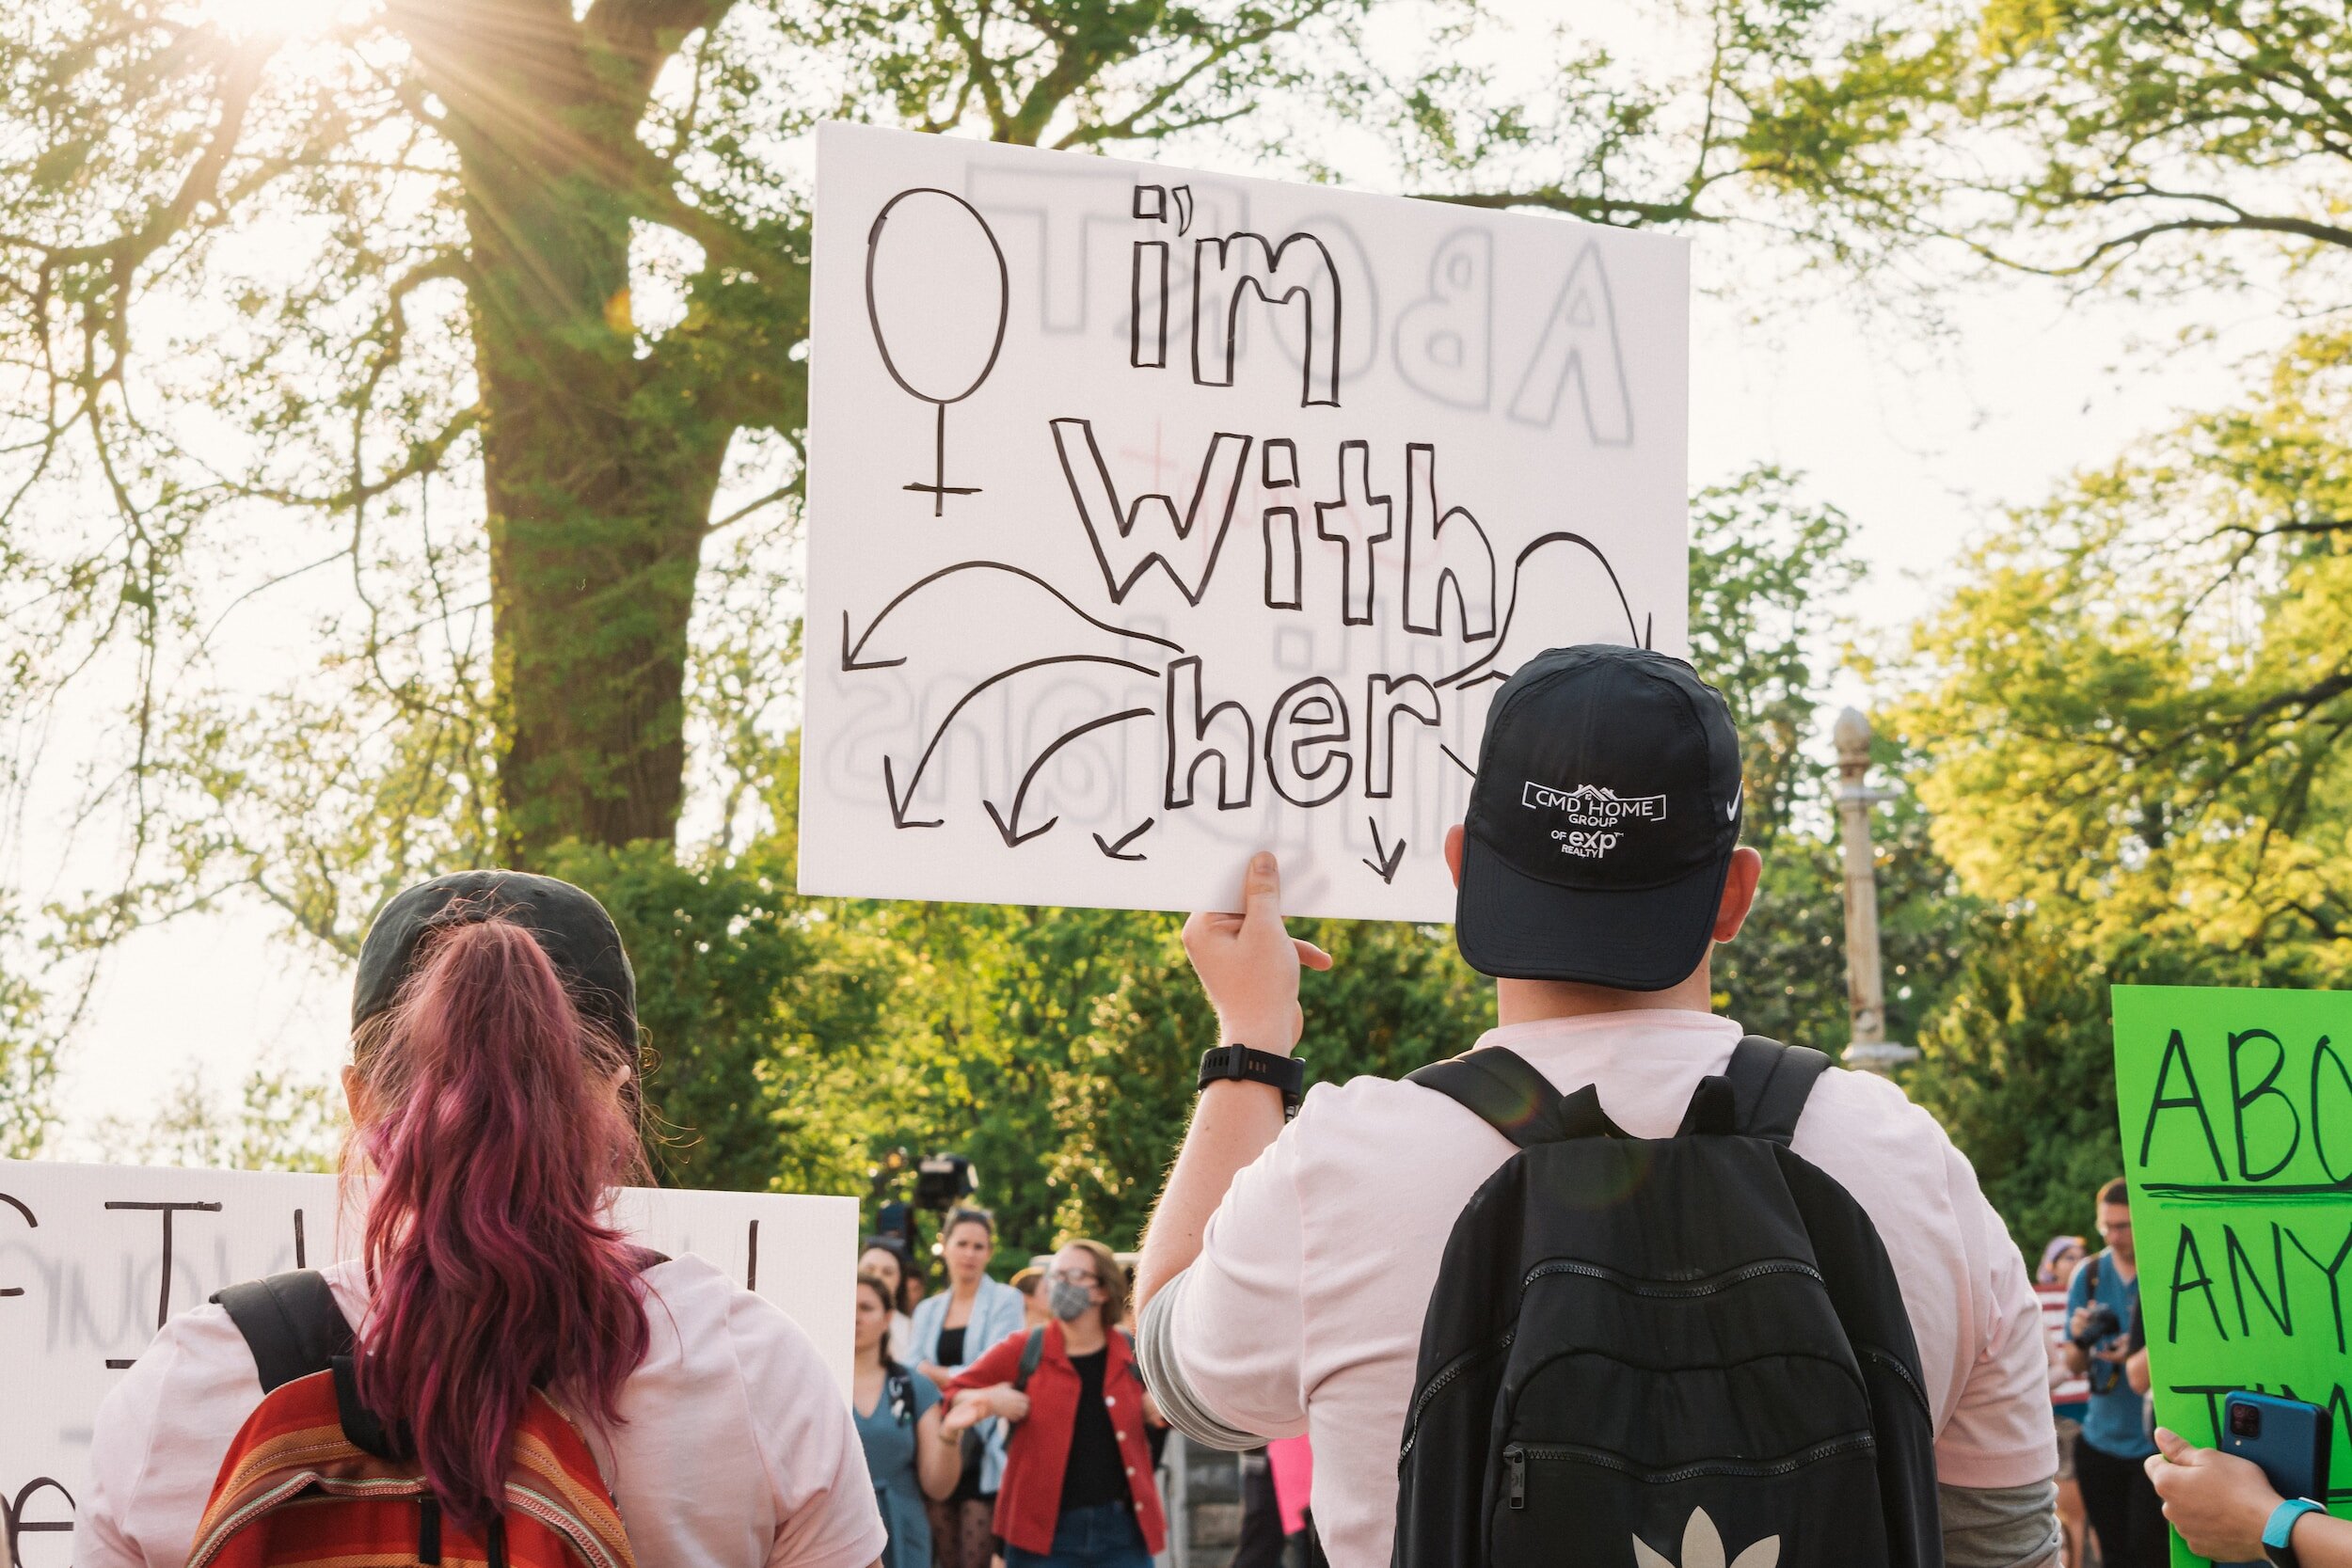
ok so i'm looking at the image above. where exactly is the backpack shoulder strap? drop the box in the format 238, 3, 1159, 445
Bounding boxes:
1719, 1035, 1833, 1146
1406, 1047, 1626, 1148
213, 1270, 353, 1394
1013, 1325, 1046, 1392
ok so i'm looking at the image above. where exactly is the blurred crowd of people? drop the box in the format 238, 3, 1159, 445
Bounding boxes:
852, 1211, 1172, 1568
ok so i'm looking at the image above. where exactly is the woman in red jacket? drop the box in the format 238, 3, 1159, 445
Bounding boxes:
941, 1240, 1168, 1568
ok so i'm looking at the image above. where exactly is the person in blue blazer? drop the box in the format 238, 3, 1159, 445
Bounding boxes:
912, 1208, 1028, 1568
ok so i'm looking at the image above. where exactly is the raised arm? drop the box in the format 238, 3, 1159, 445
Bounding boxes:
1133, 852, 1329, 1315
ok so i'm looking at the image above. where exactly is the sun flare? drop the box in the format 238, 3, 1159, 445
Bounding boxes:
197, 0, 347, 40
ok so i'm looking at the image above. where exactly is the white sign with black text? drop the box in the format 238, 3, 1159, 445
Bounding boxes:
799, 122, 1691, 921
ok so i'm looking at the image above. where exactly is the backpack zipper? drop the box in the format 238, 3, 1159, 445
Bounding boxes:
1521, 1257, 1823, 1297
1399, 1258, 1824, 1461
1502, 1432, 1877, 1508
1398, 1330, 1516, 1462
1857, 1344, 1933, 1421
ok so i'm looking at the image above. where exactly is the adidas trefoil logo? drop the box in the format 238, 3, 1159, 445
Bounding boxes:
1631, 1507, 1779, 1568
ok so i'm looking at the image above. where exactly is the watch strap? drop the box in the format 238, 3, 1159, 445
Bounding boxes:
1199, 1045, 1306, 1117
2265, 1497, 2324, 1565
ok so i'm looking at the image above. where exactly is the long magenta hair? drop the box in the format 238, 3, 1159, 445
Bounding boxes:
345, 917, 651, 1528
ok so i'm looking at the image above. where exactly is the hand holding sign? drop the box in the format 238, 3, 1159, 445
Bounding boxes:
2110, 985, 2352, 1566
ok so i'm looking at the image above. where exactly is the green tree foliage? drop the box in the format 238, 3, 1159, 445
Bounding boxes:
0, 922, 59, 1159
1899, 331, 2352, 974
1904, 917, 2135, 1253
1890, 331, 2352, 1240
93, 1064, 343, 1172
1756, 0, 2352, 290
1686, 469, 1976, 1052
1902, 915, 2282, 1253
0, 0, 1414, 967
541, 836, 903, 1195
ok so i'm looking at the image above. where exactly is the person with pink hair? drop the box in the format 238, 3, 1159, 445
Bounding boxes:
75, 871, 886, 1568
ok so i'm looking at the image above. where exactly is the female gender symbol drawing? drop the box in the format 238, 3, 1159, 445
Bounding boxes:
865, 187, 1010, 515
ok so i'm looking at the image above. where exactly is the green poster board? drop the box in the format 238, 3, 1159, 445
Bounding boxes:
2111, 985, 2352, 1566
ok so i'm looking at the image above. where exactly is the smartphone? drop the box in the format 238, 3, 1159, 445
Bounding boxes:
2213, 1392, 2332, 1567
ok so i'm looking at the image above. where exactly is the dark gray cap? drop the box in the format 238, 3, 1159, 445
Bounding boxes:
352, 869, 637, 1041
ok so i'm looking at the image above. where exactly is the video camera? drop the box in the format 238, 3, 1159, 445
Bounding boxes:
914, 1153, 977, 1212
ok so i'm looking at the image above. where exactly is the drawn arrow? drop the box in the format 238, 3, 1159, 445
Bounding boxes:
1436, 531, 1643, 689
882, 756, 943, 830
980, 707, 1154, 848
1438, 743, 1477, 780
841, 561, 1184, 673
1363, 817, 1406, 883
1093, 818, 1156, 861
882, 654, 1160, 831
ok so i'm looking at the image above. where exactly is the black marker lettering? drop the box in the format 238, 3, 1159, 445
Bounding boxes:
1130, 236, 1168, 370
7, 1478, 75, 1567
0, 1191, 31, 1300
2287, 1220, 2352, 1353
2142, 1027, 2229, 1180
1163, 657, 1255, 811
1049, 418, 1251, 607
2314, 1037, 2352, 1183
1436, 531, 1643, 690
1312, 439, 1390, 626
1264, 677, 1352, 807
1401, 442, 1496, 641
2169, 1220, 2229, 1344
2223, 1221, 2292, 1338
1365, 674, 1441, 798
104, 1200, 221, 1366
1190, 230, 1343, 407
1261, 439, 1303, 611
2230, 1028, 2301, 1181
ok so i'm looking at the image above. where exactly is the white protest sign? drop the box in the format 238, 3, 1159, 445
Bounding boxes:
800, 122, 1690, 921
0, 1160, 855, 1568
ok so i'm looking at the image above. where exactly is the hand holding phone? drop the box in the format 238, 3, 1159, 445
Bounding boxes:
2210, 1394, 2331, 1567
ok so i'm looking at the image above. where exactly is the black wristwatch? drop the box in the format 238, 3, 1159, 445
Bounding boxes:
1198, 1045, 1306, 1119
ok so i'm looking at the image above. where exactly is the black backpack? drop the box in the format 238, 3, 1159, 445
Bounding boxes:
1391, 1037, 1942, 1568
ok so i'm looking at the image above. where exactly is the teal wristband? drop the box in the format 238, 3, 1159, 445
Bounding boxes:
2264, 1497, 2324, 1564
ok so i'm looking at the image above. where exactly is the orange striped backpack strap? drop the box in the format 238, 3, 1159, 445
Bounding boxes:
186, 1271, 637, 1568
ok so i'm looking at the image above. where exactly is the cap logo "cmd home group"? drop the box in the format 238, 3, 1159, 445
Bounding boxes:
1521, 782, 1667, 828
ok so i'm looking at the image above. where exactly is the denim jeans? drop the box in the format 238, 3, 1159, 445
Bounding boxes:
1003, 1502, 1151, 1568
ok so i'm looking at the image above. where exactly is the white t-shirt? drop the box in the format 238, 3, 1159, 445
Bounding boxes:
76, 1254, 885, 1568
1152, 1011, 2058, 1568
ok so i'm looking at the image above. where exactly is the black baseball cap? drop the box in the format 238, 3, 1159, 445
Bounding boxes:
352, 869, 638, 1041
1455, 644, 1745, 989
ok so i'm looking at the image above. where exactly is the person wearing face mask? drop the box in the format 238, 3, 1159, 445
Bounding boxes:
940, 1241, 1167, 1568
911, 1209, 1026, 1568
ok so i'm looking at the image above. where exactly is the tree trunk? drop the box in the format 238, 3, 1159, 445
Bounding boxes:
395, 0, 731, 865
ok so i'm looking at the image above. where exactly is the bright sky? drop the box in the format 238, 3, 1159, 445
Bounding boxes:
26, 0, 2291, 1149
